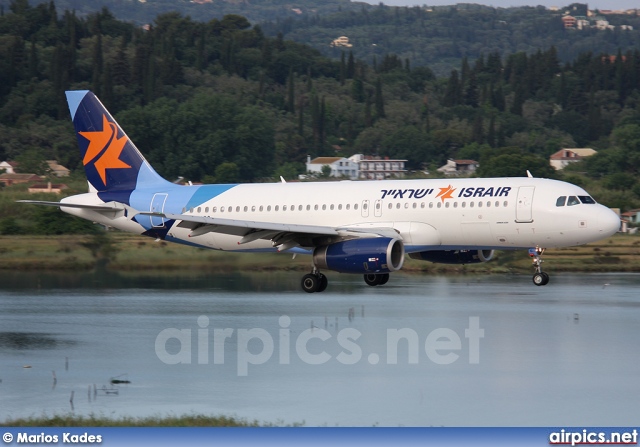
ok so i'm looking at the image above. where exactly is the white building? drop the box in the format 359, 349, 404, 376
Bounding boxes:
549, 148, 597, 170
349, 154, 407, 180
437, 159, 479, 176
305, 156, 358, 179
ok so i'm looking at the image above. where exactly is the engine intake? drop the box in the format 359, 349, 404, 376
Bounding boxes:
313, 238, 404, 274
409, 249, 494, 264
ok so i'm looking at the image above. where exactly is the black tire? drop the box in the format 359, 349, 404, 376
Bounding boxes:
364, 274, 381, 286
378, 273, 390, 285
301, 274, 319, 293
533, 272, 549, 286
317, 274, 328, 292
540, 272, 550, 285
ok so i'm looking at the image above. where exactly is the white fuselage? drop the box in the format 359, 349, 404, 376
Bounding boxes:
62, 177, 620, 254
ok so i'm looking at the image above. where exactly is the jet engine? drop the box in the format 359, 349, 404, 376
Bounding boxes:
313, 238, 405, 274
409, 249, 494, 264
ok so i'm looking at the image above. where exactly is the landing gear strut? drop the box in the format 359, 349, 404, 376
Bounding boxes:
301, 268, 328, 293
529, 247, 550, 286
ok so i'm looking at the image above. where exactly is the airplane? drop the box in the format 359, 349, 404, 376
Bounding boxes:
19, 90, 621, 293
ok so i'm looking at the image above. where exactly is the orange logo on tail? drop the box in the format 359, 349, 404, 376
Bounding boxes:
436, 185, 456, 202
79, 115, 131, 185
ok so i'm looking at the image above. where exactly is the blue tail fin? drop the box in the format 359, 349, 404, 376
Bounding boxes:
66, 90, 171, 195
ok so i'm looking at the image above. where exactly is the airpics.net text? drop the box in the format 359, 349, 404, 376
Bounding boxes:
155, 316, 484, 376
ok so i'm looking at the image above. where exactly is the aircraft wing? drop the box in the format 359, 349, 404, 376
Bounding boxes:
138, 211, 401, 249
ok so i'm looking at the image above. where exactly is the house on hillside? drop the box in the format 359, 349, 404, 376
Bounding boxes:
349, 154, 407, 180
0, 161, 18, 174
46, 160, 70, 177
549, 148, 597, 170
305, 156, 358, 179
0, 173, 41, 186
28, 182, 68, 194
437, 159, 479, 177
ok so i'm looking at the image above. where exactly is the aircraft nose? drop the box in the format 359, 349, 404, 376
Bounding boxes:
598, 207, 620, 237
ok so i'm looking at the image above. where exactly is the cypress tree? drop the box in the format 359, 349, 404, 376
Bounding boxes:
374, 77, 385, 119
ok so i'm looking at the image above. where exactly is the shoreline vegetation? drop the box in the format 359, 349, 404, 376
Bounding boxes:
0, 414, 294, 427
1, 232, 639, 274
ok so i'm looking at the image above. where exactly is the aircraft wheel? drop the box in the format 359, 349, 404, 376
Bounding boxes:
533, 272, 550, 286
378, 273, 390, 285
364, 274, 381, 286
540, 272, 550, 285
301, 274, 319, 293
317, 274, 328, 293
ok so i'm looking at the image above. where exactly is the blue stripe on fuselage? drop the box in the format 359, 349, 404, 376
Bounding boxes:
129, 183, 238, 231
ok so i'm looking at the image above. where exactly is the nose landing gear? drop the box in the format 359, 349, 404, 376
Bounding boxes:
529, 247, 549, 286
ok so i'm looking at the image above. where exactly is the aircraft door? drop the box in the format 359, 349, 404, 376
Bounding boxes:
361, 200, 370, 218
150, 193, 168, 227
374, 200, 383, 217
515, 186, 535, 223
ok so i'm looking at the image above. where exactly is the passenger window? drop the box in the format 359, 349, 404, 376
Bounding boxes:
283, 205, 287, 211
567, 196, 580, 206
259, 206, 263, 212
330, 204, 334, 210
251, 206, 256, 212
212, 207, 217, 213
236, 206, 240, 212
243, 206, 248, 212
445, 202, 450, 208
322, 205, 327, 211
205, 207, 209, 213
503, 201, 508, 207
453, 202, 458, 208
275, 205, 279, 211
306, 205, 310, 211
346, 204, 350, 210
314, 205, 318, 211
495, 201, 499, 207
267, 205, 271, 211
470, 202, 474, 208
299, 205, 303, 211
182, 207, 186, 213
478, 202, 482, 208
486, 201, 491, 207
404, 203, 409, 209
197, 207, 201, 213
220, 207, 225, 212
556, 196, 566, 207
396, 203, 401, 209
413, 203, 417, 209
429, 203, 433, 209
461, 202, 466, 208
437, 202, 442, 208
388, 203, 393, 209
421, 203, 425, 209
376, 202, 381, 210
354, 204, 358, 210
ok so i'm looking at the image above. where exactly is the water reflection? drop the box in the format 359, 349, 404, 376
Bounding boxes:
1, 271, 639, 426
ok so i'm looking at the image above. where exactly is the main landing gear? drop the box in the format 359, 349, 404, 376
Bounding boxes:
364, 273, 390, 287
301, 268, 328, 293
529, 247, 550, 286
300, 270, 391, 293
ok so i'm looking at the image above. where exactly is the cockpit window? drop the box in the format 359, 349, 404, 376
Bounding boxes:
556, 196, 566, 207
567, 196, 580, 206
579, 196, 596, 204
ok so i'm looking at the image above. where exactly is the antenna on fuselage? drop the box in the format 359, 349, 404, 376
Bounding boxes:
526, 170, 533, 178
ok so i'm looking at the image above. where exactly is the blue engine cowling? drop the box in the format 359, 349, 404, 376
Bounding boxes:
409, 249, 494, 264
313, 238, 405, 274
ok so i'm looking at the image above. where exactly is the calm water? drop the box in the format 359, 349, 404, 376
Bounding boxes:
1, 270, 639, 426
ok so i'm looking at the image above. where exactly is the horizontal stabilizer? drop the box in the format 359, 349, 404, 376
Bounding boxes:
17, 200, 128, 211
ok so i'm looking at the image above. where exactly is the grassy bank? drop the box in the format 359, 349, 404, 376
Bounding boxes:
0, 414, 286, 427
1, 233, 639, 274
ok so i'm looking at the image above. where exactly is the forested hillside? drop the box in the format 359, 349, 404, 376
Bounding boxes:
0, 0, 640, 235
